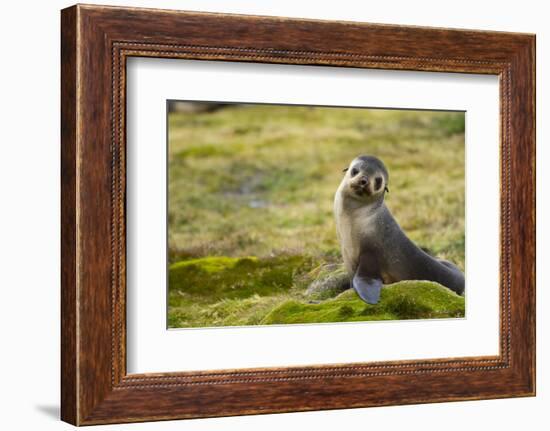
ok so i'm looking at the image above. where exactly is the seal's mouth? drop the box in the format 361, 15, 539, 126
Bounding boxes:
351, 183, 371, 196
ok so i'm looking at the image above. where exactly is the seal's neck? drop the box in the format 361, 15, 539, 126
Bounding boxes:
342, 194, 385, 214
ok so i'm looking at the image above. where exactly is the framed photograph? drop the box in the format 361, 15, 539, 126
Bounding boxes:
61, 4, 535, 425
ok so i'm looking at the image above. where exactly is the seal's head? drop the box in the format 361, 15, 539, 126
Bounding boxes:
342, 155, 389, 202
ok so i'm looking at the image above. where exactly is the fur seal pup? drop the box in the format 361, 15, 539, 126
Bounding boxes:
334, 155, 465, 305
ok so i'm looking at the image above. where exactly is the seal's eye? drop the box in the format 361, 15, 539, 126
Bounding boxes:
350, 168, 359, 177
375, 177, 383, 190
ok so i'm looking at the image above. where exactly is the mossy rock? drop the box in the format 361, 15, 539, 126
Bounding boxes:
261, 280, 465, 324
169, 255, 316, 301
304, 264, 350, 300
168, 256, 465, 328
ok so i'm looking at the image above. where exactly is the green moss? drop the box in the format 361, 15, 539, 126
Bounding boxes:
169, 255, 316, 303
261, 281, 465, 325
338, 305, 355, 318
168, 257, 465, 328
170, 256, 258, 274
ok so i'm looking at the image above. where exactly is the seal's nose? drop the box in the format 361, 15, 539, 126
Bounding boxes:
359, 176, 369, 187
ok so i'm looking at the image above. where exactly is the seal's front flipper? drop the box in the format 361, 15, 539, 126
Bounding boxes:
352, 274, 382, 305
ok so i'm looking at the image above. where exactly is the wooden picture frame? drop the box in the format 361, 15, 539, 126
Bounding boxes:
61, 4, 535, 425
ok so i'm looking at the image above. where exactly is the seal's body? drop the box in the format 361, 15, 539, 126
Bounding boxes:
334, 155, 465, 304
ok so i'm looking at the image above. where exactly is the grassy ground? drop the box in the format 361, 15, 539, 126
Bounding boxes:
167, 103, 465, 328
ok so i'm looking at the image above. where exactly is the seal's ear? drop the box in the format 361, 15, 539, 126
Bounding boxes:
384, 186, 390, 193
342, 168, 349, 173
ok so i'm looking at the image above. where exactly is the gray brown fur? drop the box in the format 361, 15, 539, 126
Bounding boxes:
334, 155, 465, 303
